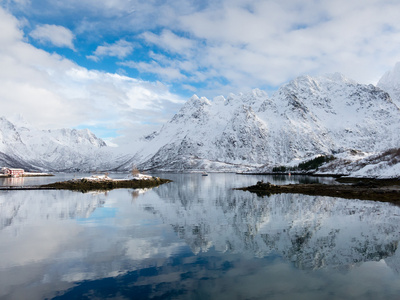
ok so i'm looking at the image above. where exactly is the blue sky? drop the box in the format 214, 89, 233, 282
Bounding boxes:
1, 0, 400, 144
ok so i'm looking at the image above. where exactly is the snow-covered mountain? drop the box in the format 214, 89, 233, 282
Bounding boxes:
1, 71, 399, 174
0, 117, 128, 172
378, 62, 400, 107
128, 73, 400, 172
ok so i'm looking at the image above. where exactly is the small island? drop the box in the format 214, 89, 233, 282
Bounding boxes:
236, 178, 400, 203
40, 173, 172, 192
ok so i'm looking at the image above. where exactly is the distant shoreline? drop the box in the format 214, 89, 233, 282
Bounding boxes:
236, 177, 400, 203
0, 172, 54, 178
236, 172, 345, 178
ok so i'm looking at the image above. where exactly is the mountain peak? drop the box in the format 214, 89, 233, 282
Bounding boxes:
377, 62, 400, 107
322, 72, 356, 84
188, 94, 211, 106
0, 116, 112, 171
5, 114, 32, 129
286, 73, 356, 91
379, 62, 400, 85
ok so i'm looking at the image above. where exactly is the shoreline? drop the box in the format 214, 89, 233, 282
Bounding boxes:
236, 178, 400, 203
0, 173, 54, 178
236, 172, 345, 178
0, 186, 55, 190
23, 173, 54, 177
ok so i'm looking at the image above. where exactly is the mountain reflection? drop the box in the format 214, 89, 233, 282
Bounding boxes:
1, 182, 400, 273
1, 174, 400, 299
152, 176, 400, 271
0, 190, 106, 231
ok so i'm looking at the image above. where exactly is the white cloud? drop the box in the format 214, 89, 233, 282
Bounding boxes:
3, 0, 400, 134
121, 60, 187, 81
119, 0, 400, 93
87, 39, 135, 61
0, 5, 24, 43
29, 24, 76, 50
12, 0, 400, 94
141, 29, 196, 55
0, 6, 184, 139
190, 1, 391, 87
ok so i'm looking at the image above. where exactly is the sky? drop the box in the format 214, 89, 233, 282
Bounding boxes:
1, 0, 400, 145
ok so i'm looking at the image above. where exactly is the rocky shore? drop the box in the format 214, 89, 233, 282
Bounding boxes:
236, 178, 400, 203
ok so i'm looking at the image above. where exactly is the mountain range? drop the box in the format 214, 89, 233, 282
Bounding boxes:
126, 72, 399, 173
1, 65, 400, 176
0, 116, 128, 172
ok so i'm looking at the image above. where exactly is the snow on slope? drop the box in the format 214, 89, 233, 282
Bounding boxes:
0, 116, 128, 172
129, 73, 400, 172
377, 62, 400, 107
316, 148, 400, 178
272, 73, 399, 151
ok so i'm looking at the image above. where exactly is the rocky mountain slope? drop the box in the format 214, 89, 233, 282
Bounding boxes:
129, 73, 400, 172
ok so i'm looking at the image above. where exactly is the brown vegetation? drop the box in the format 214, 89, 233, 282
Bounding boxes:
40, 177, 172, 193
236, 178, 400, 203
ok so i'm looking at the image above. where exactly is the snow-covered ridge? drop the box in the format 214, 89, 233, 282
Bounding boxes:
315, 148, 400, 178
127, 72, 400, 175
378, 62, 400, 107
0, 116, 128, 172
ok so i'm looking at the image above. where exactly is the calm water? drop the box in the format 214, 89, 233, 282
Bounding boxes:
1, 173, 400, 299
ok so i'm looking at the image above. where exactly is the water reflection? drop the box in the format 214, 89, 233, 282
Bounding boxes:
0, 172, 133, 187
0, 174, 400, 299
153, 178, 400, 270
1, 176, 25, 186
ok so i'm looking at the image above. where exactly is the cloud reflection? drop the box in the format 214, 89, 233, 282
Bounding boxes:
1, 176, 400, 299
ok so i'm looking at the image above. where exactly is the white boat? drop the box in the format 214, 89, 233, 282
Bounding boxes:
202, 172, 208, 176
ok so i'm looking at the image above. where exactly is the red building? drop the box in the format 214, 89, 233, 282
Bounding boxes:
2, 168, 24, 177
